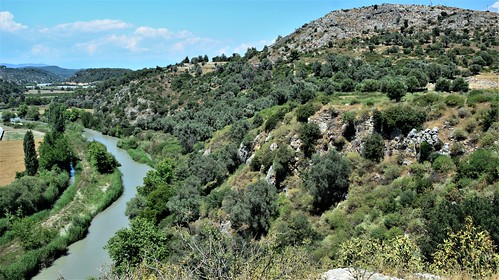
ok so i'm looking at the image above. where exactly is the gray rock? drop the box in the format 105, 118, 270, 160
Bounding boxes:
318, 121, 328, 133
322, 268, 402, 280
265, 132, 272, 142
238, 143, 250, 162
290, 134, 301, 150
246, 153, 255, 165
265, 165, 276, 186
219, 220, 231, 234
269, 142, 278, 151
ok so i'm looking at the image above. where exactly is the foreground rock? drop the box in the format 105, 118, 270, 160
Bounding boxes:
322, 268, 440, 280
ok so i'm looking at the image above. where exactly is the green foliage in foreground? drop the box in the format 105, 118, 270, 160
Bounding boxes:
431, 217, 499, 278
104, 226, 320, 280
106, 218, 170, 274
224, 180, 278, 238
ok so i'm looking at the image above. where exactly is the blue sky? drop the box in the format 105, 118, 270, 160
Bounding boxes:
1, 0, 497, 69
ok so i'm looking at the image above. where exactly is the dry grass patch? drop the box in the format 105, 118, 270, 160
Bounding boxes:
0, 127, 44, 185
0, 139, 42, 186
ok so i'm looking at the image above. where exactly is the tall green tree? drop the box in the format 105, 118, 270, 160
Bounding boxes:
305, 149, 351, 213
47, 103, 66, 133
362, 133, 385, 163
381, 77, 407, 102
38, 131, 74, 172
225, 180, 278, 238
88, 141, 118, 173
23, 130, 38, 176
106, 218, 170, 274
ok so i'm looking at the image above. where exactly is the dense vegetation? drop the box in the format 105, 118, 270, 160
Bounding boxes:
0, 104, 123, 279
1, 3, 497, 279
72, 6, 498, 278
0, 79, 26, 108
68, 68, 132, 83
0, 67, 63, 85
41, 7, 495, 278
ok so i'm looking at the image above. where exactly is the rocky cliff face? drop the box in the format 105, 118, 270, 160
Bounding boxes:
271, 4, 498, 54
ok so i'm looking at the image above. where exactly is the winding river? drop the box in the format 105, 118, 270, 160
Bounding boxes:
34, 129, 151, 280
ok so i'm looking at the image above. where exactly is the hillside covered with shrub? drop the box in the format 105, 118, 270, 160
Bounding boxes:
61, 4, 498, 279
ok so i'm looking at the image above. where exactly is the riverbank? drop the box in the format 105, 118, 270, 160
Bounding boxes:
34, 128, 151, 279
0, 123, 123, 280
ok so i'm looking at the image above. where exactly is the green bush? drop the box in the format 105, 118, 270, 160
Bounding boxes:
362, 133, 385, 163
452, 128, 468, 141
445, 95, 465, 107
106, 218, 170, 274
413, 93, 443, 106
224, 180, 278, 238
88, 141, 119, 173
379, 105, 426, 137
432, 155, 455, 174
381, 77, 407, 102
300, 122, 322, 157
450, 77, 469, 92
458, 149, 499, 183
431, 217, 499, 278
264, 109, 286, 132
360, 79, 380, 92
479, 132, 497, 148
435, 78, 451, 92
418, 141, 434, 163
305, 149, 351, 213
467, 89, 495, 105
296, 103, 320, 123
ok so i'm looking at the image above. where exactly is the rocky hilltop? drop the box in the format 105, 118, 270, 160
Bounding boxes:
272, 4, 498, 53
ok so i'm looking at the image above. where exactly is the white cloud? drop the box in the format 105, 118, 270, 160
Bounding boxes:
135, 26, 172, 38
53, 19, 131, 33
0, 11, 27, 32
490, 1, 499, 12
31, 44, 59, 57
76, 34, 148, 54
232, 39, 272, 55
108, 34, 147, 52
233, 43, 256, 54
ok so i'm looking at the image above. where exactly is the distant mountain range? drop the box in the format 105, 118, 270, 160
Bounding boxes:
1, 63, 50, 68
0, 64, 79, 84
0, 64, 132, 84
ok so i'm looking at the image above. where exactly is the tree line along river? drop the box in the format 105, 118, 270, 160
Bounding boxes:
34, 129, 151, 279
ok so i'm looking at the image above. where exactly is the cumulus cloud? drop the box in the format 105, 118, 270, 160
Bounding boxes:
135, 26, 172, 38
0, 11, 27, 32
232, 40, 272, 55
31, 44, 59, 57
76, 34, 148, 54
108, 34, 147, 52
52, 19, 131, 33
490, 1, 499, 12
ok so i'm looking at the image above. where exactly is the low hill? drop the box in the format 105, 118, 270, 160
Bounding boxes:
35, 66, 79, 79
271, 4, 498, 57
0, 66, 62, 84
68, 68, 132, 83
0, 79, 26, 106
